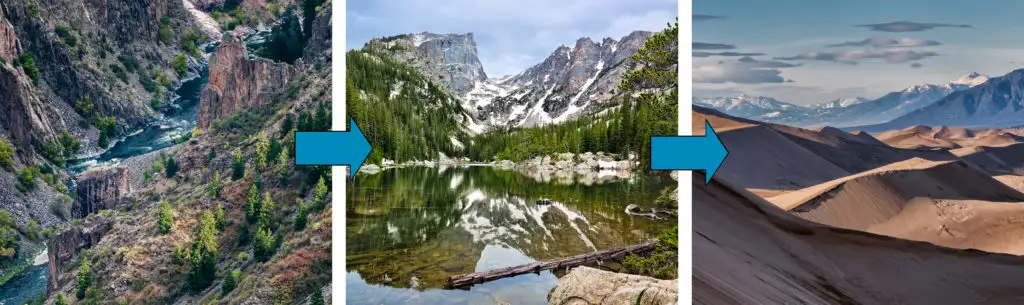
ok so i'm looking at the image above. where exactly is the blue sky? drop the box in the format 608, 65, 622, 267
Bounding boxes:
693, 0, 1024, 104
347, 0, 677, 77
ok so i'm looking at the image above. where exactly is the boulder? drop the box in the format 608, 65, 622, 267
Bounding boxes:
548, 267, 678, 305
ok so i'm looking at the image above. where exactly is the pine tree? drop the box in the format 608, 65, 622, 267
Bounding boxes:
157, 201, 174, 235
75, 258, 91, 298
221, 269, 238, 296
214, 202, 225, 231
312, 176, 328, 210
259, 192, 276, 229
165, 157, 179, 178
253, 226, 276, 262
232, 148, 246, 180
245, 184, 260, 223
293, 199, 308, 231
255, 132, 270, 171
189, 211, 218, 291
207, 171, 224, 198
310, 287, 325, 305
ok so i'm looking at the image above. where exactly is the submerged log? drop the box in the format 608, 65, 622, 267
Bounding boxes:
446, 239, 658, 288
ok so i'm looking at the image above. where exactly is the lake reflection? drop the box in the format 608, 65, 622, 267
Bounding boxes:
346, 166, 673, 304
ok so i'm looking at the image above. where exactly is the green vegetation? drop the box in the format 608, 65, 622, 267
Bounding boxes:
302, 0, 326, 39
293, 200, 308, 231
622, 226, 677, 279
57, 294, 68, 305
258, 192, 276, 229
207, 171, 224, 198
261, 7, 305, 63
312, 176, 328, 210
17, 167, 38, 191
188, 211, 218, 291
158, 16, 174, 45
119, 55, 140, 73
76, 258, 91, 298
172, 244, 188, 265
0, 211, 17, 259
25, 220, 40, 241
232, 148, 246, 180
221, 269, 240, 296
173, 54, 189, 77
0, 138, 14, 171
310, 288, 325, 305
255, 132, 270, 170
165, 155, 179, 178
346, 50, 466, 163
17, 53, 40, 83
245, 184, 260, 223
55, 24, 77, 47
214, 202, 225, 231
252, 225, 276, 262
468, 22, 678, 169
180, 28, 207, 57
157, 201, 173, 235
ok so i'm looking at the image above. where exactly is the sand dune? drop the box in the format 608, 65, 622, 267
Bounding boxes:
695, 172, 1024, 304
875, 125, 1024, 149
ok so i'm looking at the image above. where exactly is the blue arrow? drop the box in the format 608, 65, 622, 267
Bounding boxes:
651, 120, 729, 184
295, 118, 372, 179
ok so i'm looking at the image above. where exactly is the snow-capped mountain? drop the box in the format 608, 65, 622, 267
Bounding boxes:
855, 69, 1024, 132
464, 31, 653, 130
696, 73, 991, 128
366, 31, 655, 132
693, 95, 811, 125
812, 97, 870, 109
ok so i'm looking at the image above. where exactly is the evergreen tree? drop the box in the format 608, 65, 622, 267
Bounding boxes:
189, 211, 218, 291
232, 148, 246, 180
157, 201, 174, 235
293, 199, 308, 231
245, 184, 260, 223
214, 202, 225, 231
312, 176, 328, 210
76, 258, 91, 299
207, 171, 224, 198
253, 226, 276, 262
221, 269, 238, 296
255, 132, 270, 171
310, 288, 325, 305
165, 157, 179, 178
259, 192, 276, 229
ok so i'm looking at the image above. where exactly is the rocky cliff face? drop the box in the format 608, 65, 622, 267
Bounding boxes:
366, 32, 488, 95
302, 2, 332, 68
74, 166, 130, 219
198, 32, 298, 128
47, 217, 112, 292
466, 31, 651, 128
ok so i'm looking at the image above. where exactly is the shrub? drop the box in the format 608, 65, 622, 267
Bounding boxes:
0, 138, 13, 171
42, 140, 66, 166
232, 148, 245, 180
18, 53, 39, 83
55, 24, 77, 47
173, 54, 189, 77
157, 201, 173, 235
58, 132, 80, 158
52, 197, 70, 220
56, 294, 68, 305
118, 55, 139, 73
622, 226, 678, 279
158, 16, 174, 45
18, 167, 38, 191
25, 220, 40, 241
76, 258, 91, 298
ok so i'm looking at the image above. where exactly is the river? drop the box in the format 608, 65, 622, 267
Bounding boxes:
346, 166, 674, 304
0, 65, 209, 303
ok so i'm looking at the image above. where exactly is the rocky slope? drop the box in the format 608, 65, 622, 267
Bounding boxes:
198, 31, 298, 128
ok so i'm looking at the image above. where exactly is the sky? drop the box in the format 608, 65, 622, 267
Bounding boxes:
347, 0, 677, 77
693, 0, 1024, 105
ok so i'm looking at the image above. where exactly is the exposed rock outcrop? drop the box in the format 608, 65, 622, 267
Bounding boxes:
548, 267, 678, 305
74, 166, 130, 218
198, 32, 298, 128
0, 7, 22, 63
47, 217, 112, 292
302, 2, 332, 68
366, 32, 488, 95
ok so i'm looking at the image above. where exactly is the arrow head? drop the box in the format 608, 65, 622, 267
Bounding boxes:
348, 118, 372, 178
703, 121, 728, 184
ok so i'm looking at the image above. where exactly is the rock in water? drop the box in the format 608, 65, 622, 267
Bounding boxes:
548, 267, 677, 305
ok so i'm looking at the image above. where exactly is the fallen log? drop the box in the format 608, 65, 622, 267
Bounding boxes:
446, 239, 658, 288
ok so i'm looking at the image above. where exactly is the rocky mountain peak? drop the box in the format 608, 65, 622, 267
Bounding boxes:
369, 31, 488, 95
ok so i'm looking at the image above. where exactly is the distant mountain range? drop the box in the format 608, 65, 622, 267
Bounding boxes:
695, 72, 993, 130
